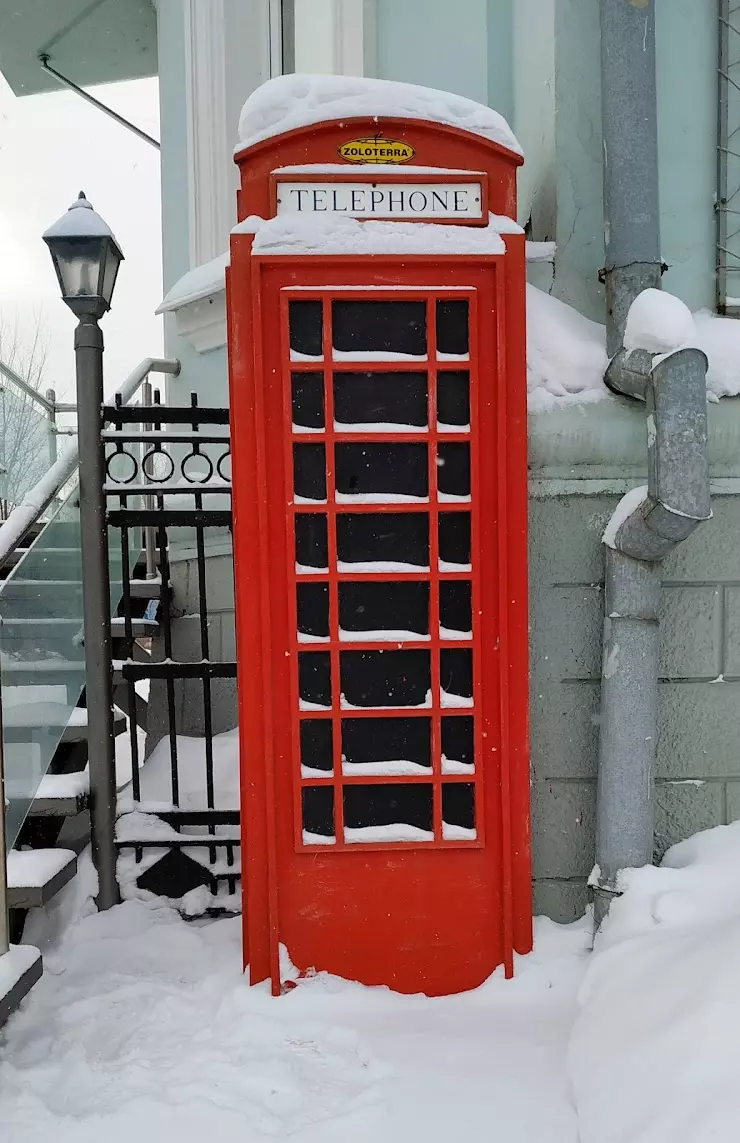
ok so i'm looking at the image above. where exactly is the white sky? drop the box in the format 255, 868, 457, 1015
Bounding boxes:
0, 74, 163, 401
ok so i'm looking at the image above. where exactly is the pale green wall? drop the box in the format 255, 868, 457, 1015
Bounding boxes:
656, 0, 717, 312
552, 0, 717, 320
375, 0, 514, 119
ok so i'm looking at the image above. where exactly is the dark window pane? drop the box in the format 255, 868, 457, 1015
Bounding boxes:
442, 784, 475, 835
302, 786, 334, 840
436, 300, 469, 356
295, 514, 328, 571
300, 720, 333, 774
293, 444, 326, 502
342, 717, 431, 770
437, 443, 470, 500
335, 443, 427, 501
437, 371, 470, 428
438, 513, 471, 569
332, 300, 426, 356
441, 716, 475, 772
297, 582, 329, 640
337, 513, 429, 569
292, 372, 324, 430
334, 371, 427, 429
341, 649, 430, 708
339, 581, 429, 638
299, 651, 331, 708
440, 649, 473, 703
289, 300, 322, 357
439, 581, 472, 636
344, 784, 433, 837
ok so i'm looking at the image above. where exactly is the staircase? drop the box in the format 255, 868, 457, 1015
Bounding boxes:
0, 357, 180, 1028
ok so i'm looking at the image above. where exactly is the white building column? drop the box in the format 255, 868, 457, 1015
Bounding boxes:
156, 0, 277, 403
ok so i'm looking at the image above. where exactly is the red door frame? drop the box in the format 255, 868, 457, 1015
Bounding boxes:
228, 241, 531, 996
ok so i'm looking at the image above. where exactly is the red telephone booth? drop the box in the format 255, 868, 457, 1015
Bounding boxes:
228, 104, 531, 997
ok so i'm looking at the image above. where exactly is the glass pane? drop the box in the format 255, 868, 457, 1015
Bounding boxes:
333, 371, 427, 430
339, 581, 429, 640
441, 717, 475, 774
332, 301, 426, 357
292, 372, 324, 431
436, 300, 469, 356
440, 649, 473, 707
297, 582, 329, 641
293, 443, 327, 503
300, 720, 333, 776
340, 649, 430, 708
437, 443, 470, 501
442, 783, 476, 840
0, 488, 86, 849
302, 786, 335, 844
295, 514, 328, 572
335, 443, 427, 502
438, 513, 471, 570
342, 717, 431, 775
439, 581, 472, 638
0, 384, 55, 510
344, 784, 433, 843
298, 651, 332, 709
437, 372, 470, 429
337, 513, 429, 570
289, 300, 323, 358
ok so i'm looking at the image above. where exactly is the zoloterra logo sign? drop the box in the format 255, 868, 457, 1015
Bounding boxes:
338, 137, 415, 164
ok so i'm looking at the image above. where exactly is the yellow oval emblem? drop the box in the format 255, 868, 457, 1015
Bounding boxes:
338, 137, 415, 164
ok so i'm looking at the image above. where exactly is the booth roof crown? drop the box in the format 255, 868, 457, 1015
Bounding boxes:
237, 73, 523, 157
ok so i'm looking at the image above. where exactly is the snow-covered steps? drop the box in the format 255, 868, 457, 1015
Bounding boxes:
27, 770, 90, 818
3, 703, 126, 743
128, 577, 165, 600
110, 617, 160, 638
7, 848, 77, 910
0, 944, 42, 1029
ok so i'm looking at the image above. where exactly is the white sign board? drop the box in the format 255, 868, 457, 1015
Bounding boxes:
275, 181, 483, 221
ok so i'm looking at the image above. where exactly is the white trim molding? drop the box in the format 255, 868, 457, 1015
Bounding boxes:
293, 0, 373, 76
183, 0, 232, 268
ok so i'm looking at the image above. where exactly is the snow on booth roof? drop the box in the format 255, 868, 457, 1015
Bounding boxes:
248, 211, 518, 257
236, 73, 523, 155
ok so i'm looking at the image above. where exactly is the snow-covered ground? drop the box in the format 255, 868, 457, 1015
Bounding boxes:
4, 819, 740, 1141
0, 857, 588, 1142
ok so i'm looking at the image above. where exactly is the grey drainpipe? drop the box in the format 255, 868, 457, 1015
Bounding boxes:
593, 0, 712, 925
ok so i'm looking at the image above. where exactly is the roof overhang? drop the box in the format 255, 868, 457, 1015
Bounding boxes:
0, 0, 157, 97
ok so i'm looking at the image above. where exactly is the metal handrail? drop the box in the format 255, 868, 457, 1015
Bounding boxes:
0, 359, 55, 414
0, 354, 179, 957
0, 357, 180, 570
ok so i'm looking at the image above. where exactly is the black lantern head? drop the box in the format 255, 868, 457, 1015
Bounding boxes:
43, 192, 124, 320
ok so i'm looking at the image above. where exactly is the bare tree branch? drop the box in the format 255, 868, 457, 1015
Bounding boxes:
0, 313, 52, 520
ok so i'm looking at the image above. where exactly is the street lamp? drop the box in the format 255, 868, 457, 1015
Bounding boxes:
43, 192, 123, 320
42, 192, 122, 911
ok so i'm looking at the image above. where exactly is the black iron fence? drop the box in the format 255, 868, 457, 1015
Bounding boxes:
104, 395, 238, 910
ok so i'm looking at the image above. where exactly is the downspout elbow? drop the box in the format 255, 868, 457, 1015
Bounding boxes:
606, 346, 711, 562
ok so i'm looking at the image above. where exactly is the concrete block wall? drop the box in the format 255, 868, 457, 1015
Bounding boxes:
530, 489, 740, 922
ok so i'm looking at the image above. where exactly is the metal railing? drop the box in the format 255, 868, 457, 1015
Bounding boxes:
0, 356, 179, 961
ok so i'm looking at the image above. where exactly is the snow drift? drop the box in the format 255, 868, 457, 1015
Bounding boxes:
570, 821, 740, 1143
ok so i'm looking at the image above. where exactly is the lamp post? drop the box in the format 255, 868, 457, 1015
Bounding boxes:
43, 192, 123, 910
